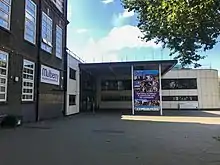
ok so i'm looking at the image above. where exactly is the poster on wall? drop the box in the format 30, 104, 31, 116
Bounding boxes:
133, 70, 160, 111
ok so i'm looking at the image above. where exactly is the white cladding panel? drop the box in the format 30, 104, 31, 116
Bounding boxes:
66, 54, 81, 115
163, 69, 219, 109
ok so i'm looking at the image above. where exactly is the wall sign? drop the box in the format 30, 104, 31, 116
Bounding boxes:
41, 65, 60, 85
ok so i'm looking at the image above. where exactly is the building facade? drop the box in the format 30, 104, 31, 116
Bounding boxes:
91, 67, 220, 111
162, 69, 220, 110
219, 77, 220, 100
0, 0, 68, 122
79, 60, 177, 113
65, 50, 82, 116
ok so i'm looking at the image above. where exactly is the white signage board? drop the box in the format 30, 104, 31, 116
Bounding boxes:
41, 65, 60, 86
179, 102, 199, 109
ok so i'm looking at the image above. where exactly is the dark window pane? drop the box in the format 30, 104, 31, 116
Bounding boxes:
162, 79, 197, 90
0, 94, 5, 100
0, 78, 6, 84
0, 86, 5, 92
69, 68, 76, 80
162, 96, 198, 101
22, 95, 33, 100
101, 80, 131, 91
23, 88, 33, 94
23, 68, 34, 74
24, 81, 33, 87
69, 95, 76, 105
23, 74, 33, 80
0, 68, 6, 75
101, 95, 131, 101
123, 80, 132, 90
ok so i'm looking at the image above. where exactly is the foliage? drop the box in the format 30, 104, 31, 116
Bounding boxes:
122, 0, 220, 67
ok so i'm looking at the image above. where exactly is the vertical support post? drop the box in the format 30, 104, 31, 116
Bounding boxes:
159, 64, 163, 116
131, 65, 135, 115
35, 0, 42, 122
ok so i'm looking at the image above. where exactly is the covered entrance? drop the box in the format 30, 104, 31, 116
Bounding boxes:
79, 60, 177, 114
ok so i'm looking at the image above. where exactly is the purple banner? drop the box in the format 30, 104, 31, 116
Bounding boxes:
133, 70, 160, 111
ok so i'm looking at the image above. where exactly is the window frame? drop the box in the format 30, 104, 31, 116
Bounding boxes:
41, 12, 53, 53
69, 67, 76, 80
0, 50, 8, 102
0, 0, 12, 30
24, 0, 37, 44
51, 0, 64, 13
69, 95, 76, 106
56, 25, 62, 59
22, 59, 35, 102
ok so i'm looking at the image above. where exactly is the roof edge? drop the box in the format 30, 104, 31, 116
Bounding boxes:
79, 60, 178, 66
162, 60, 178, 75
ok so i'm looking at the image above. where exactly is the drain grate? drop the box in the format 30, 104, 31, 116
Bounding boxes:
93, 129, 124, 134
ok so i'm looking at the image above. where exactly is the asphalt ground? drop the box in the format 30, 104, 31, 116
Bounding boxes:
1, 111, 220, 165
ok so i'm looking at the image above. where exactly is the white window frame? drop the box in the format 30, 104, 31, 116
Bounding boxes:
22, 59, 35, 102
24, 0, 37, 44
56, 25, 62, 59
51, 0, 64, 13
0, 50, 8, 102
41, 12, 53, 53
0, 0, 12, 30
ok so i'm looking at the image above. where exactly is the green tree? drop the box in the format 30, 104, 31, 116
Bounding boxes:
122, 0, 220, 67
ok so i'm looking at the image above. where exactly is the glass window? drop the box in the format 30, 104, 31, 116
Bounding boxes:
0, 78, 6, 84
0, 93, 5, 100
24, 0, 37, 44
162, 96, 198, 101
162, 79, 197, 90
101, 95, 132, 102
22, 59, 35, 101
56, 25, 62, 58
101, 80, 131, 91
41, 12, 53, 53
0, 50, 8, 102
69, 68, 76, 80
69, 95, 76, 105
51, 0, 64, 13
0, 0, 11, 30
0, 86, 5, 92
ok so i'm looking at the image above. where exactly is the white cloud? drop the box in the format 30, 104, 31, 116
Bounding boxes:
102, 0, 114, 4
98, 25, 160, 51
122, 9, 135, 18
69, 25, 161, 63
112, 9, 135, 27
76, 28, 88, 34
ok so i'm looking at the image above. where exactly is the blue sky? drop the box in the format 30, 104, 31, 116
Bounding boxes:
67, 0, 220, 73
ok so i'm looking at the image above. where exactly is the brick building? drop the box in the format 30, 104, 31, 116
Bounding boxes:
0, 0, 68, 122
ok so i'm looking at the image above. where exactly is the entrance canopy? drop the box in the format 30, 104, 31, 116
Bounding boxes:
79, 60, 178, 76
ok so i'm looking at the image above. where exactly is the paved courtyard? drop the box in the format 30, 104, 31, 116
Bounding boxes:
1, 111, 220, 165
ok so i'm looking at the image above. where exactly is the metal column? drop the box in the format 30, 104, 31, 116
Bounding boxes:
159, 64, 163, 116
131, 65, 135, 115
